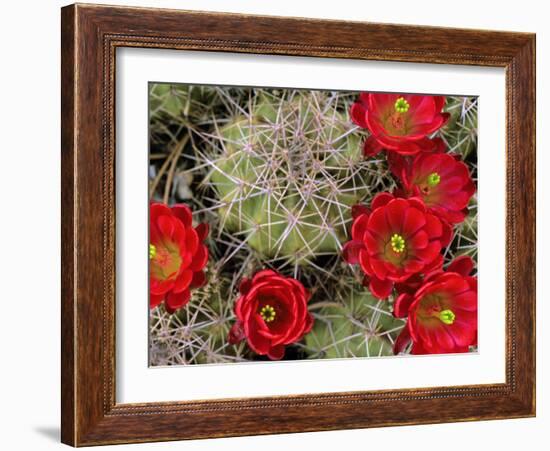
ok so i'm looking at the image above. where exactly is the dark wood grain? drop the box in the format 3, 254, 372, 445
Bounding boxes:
61, 3, 536, 446
60, 5, 75, 445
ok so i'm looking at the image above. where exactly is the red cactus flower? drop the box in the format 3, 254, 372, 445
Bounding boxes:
342, 193, 452, 299
228, 270, 314, 360
351, 93, 450, 156
149, 203, 209, 313
395, 152, 476, 224
392, 256, 477, 355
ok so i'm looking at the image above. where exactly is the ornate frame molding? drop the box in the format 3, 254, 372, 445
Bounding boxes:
61, 4, 535, 446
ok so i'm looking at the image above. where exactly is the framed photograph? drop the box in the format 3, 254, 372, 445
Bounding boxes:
61, 3, 536, 446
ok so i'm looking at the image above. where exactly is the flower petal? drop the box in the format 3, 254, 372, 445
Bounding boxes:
385, 199, 409, 233
363, 135, 384, 157
415, 241, 441, 263
369, 277, 394, 299
370, 258, 389, 280
402, 207, 426, 238
173, 269, 193, 293
351, 204, 370, 219
190, 270, 207, 288
267, 345, 286, 360
149, 294, 163, 309
393, 293, 414, 318
165, 289, 191, 313
409, 230, 428, 249
371, 192, 395, 210
342, 240, 364, 264
228, 321, 246, 344
171, 204, 193, 227
393, 327, 411, 354
350, 101, 368, 128
367, 207, 390, 239
189, 244, 209, 271
447, 255, 475, 276
351, 213, 369, 241
184, 226, 199, 255
195, 222, 209, 241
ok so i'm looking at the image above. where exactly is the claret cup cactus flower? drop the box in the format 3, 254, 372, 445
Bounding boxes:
228, 270, 314, 360
392, 256, 478, 355
351, 93, 450, 156
342, 193, 452, 299
394, 151, 476, 224
149, 203, 209, 313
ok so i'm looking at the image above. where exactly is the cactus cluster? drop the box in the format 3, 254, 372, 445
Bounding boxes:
148, 84, 477, 365
204, 90, 390, 266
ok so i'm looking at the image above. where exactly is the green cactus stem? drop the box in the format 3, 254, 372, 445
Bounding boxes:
206, 90, 378, 264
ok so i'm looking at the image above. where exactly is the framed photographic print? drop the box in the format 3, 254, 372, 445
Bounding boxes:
61, 3, 536, 446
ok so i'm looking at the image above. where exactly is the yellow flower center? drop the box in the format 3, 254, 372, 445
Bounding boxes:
439, 309, 456, 325
149, 244, 156, 259
260, 304, 276, 323
427, 172, 441, 187
394, 97, 410, 113
390, 233, 406, 253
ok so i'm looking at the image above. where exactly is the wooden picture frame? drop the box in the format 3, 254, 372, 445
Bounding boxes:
61, 3, 536, 446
